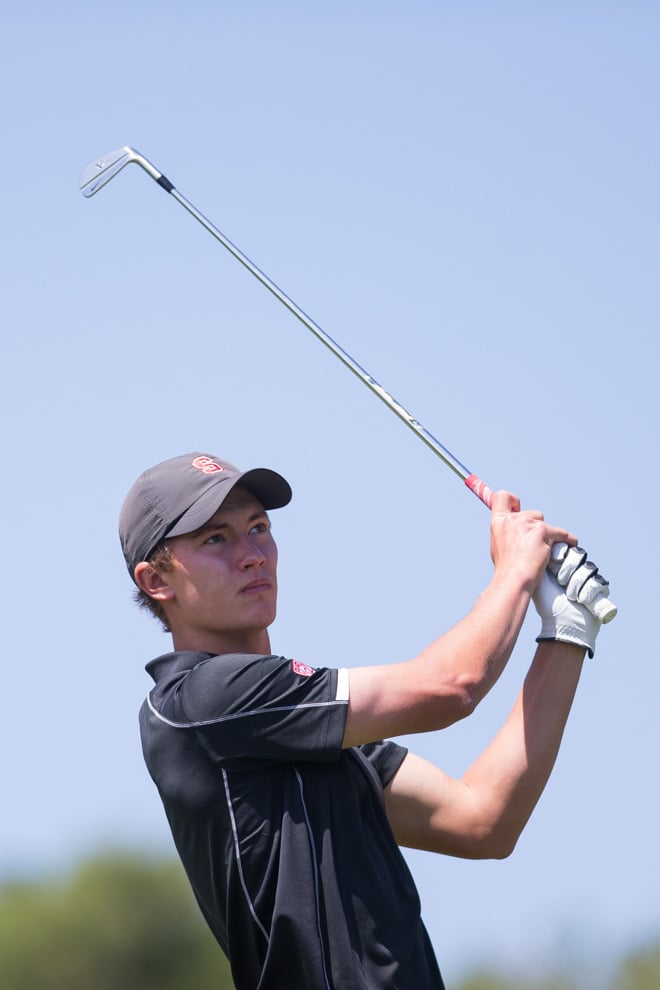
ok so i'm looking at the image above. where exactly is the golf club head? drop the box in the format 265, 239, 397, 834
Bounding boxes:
80, 146, 167, 197
79, 147, 138, 197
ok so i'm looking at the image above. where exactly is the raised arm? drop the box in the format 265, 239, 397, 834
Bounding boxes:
382, 552, 609, 857
383, 639, 585, 859
342, 491, 577, 748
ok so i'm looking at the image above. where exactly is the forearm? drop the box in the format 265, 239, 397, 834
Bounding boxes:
344, 492, 580, 747
345, 567, 537, 747
413, 489, 578, 719
413, 567, 534, 715
459, 640, 585, 857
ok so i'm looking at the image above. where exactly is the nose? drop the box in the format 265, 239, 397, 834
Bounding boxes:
238, 534, 266, 569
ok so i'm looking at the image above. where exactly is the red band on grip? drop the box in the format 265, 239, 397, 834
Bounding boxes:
465, 474, 494, 509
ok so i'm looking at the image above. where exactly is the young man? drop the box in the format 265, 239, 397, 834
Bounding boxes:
120, 451, 611, 990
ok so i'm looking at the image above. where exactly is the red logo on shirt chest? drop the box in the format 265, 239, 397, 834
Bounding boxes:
291, 660, 315, 678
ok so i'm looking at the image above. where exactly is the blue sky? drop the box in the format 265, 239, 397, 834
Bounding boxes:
2, 2, 659, 982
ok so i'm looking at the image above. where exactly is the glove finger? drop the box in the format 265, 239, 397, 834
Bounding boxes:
548, 542, 569, 578
577, 573, 610, 609
555, 546, 587, 586
565, 560, 598, 600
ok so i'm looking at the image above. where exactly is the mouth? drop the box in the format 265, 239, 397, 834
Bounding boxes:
240, 578, 273, 594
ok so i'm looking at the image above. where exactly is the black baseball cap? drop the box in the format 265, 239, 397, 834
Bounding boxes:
119, 452, 292, 580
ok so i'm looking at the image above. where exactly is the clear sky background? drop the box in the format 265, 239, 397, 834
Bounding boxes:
2, 2, 658, 984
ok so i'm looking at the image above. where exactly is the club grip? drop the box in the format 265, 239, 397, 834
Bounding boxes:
467, 486, 618, 624
590, 595, 618, 624
465, 474, 494, 508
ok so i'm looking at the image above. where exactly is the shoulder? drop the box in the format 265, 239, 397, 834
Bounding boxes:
150, 652, 344, 725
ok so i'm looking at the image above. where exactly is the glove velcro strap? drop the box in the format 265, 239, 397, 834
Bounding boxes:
537, 623, 595, 659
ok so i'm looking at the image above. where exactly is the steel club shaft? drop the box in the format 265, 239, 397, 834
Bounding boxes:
80, 146, 617, 624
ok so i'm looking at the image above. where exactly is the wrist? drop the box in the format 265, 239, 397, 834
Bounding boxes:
536, 628, 594, 659
535, 638, 587, 661
489, 565, 537, 603
534, 572, 600, 659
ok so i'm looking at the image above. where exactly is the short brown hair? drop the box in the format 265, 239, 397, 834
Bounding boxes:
133, 542, 174, 633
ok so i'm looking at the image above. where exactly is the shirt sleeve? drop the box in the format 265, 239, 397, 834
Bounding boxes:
358, 739, 409, 788
173, 653, 349, 763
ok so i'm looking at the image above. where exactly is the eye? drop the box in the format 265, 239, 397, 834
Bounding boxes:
250, 519, 271, 535
203, 532, 227, 545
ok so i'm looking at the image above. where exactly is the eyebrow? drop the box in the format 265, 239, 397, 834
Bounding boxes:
196, 509, 269, 535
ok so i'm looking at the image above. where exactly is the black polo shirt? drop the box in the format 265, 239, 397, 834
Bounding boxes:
140, 650, 445, 989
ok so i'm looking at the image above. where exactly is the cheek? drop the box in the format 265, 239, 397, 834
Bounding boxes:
174, 576, 202, 609
173, 564, 224, 606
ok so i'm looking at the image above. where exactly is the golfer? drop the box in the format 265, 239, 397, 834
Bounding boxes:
120, 451, 611, 990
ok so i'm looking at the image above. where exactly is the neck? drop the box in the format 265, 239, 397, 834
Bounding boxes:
171, 627, 272, 656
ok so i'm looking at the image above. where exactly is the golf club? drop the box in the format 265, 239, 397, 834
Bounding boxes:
80, 146, 617, 624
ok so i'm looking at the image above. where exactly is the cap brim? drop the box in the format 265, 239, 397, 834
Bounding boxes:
165, 467, 292, 539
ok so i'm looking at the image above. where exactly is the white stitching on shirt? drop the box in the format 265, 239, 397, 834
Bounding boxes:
146, 691, 347, 729
295, 768, 333, 990
222, 768, 270, 945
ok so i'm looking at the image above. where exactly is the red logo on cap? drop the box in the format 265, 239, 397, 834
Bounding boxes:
292, 660, 315, 678
192, 456, 224, 475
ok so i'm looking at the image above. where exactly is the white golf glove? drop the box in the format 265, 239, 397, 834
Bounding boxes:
533, 546, 612, 658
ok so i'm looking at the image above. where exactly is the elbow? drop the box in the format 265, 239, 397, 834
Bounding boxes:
413, 677, 481, 733
484, 834, 518, 860
442, 677, 483, 723
443, 656, 506, 719
410, 652, 493, 728
479, 828, 521, 860
458, 824, 521, 861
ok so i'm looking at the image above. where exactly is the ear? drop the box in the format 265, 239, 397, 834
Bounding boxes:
134, 561, 175, 602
